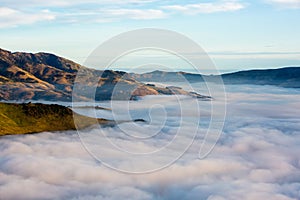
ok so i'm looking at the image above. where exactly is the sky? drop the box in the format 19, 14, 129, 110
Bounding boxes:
0, 0, 300, 72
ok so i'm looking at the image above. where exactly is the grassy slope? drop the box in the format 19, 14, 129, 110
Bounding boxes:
0, 102, 109, 136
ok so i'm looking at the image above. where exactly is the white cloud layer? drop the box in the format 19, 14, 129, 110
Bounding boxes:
0, 0, 158, 8
0, 7, 55, 28
102, 9, 167, 20
0, 0, 247, 28
0, 84, 300, 199
1, 0, 299, 28
162, 1, 246, 14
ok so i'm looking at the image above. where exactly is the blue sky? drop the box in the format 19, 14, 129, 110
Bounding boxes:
0, 0, 300, 72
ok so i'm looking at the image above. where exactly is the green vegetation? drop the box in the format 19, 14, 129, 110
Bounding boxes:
0, 102, 110, 136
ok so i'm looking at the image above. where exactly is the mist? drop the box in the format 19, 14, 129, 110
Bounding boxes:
0, 84, 300, 200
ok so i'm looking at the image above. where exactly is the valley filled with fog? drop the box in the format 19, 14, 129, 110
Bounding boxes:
1, 83, 300, 200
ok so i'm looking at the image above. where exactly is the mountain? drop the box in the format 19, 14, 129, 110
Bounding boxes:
2, 47, 296, 102
0, 48, 208, 101
130, 67, 300, 88
221, 67, 300, 88
0, 102, 112, 136
0, 48, 80, 101
130, 70, 205, 83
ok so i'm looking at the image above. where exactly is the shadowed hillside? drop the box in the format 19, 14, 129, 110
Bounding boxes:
0, 102, 111, 136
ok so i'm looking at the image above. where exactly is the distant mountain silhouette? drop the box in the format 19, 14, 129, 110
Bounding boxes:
130, 70, 205, 83
221, 67, 300, 87
130, 67, 300, 88
0, 48, 209, 101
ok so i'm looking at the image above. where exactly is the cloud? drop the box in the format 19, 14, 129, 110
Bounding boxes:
102, 9, 167, 20
55, 8, 167, 24
0, 0, 164, 28
0, 0, 247, 28
0, 0, 158, 8
0, 7, 55, 28
162, 1, 246, 14
1, 84, 300, 199
265, 0, 300, 9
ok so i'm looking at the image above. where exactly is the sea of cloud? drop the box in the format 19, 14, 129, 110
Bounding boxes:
0, 83, 300, 200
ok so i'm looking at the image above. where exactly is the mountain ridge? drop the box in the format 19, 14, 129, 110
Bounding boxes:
0, 48, 210, 101
130, 67, 300, 88
1, 48, 299, 102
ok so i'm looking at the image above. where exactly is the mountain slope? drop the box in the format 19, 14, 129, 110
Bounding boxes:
0, 102, 110, 136
0, 48, 208, 101
0, 48, 79, 101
